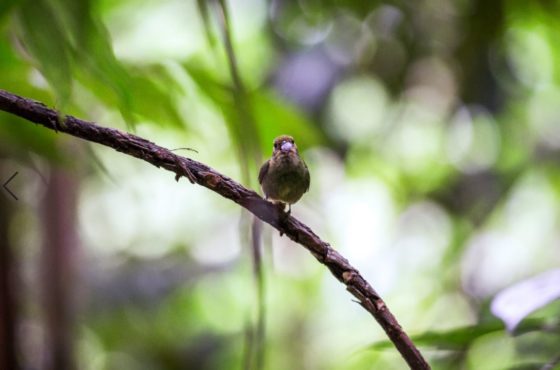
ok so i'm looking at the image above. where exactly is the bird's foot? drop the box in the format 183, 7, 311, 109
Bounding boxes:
278, 203, 291, 237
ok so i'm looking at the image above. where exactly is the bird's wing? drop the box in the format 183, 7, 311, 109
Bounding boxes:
258, 160, 270, 185
304, 160, 310, 193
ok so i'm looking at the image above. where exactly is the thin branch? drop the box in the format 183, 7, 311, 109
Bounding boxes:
212, 2, 266, 367
212, 0, 261, 177
0, 89, 431, 370
250, 218, 266, 370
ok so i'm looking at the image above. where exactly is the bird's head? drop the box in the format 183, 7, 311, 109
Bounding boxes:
272, 135, 298, 156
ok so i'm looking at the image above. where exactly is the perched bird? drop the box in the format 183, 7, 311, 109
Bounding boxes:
259, 135, 310, 214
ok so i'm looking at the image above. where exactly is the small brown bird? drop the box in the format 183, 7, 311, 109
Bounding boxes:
259, 135, 310, 214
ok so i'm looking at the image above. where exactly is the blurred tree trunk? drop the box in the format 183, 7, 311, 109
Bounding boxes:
459, 0, 505, 112
0, 163, 21, 370
41, 161, 79, 370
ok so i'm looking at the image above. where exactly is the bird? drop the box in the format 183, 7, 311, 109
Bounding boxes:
258, 135, 310, 215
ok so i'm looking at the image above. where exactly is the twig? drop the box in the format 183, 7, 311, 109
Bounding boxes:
0, 89, 431, 370
250, 218, 266, 370
212, 2, 265, 368
170, 147, 199, 153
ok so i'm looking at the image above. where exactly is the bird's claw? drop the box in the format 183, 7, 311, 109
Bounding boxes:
278, 203, 291, 237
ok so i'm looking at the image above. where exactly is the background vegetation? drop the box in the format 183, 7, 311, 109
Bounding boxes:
1, 0, 560, 369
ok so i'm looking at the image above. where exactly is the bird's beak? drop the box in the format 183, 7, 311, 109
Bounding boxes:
281, 141, 293, 152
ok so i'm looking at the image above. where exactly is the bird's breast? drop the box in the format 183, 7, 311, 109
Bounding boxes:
262, 154, 308, 204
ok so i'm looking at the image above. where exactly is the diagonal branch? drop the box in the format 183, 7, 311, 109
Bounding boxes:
0, 89, 430, 370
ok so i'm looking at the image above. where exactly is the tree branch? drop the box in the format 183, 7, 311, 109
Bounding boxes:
0, 89, 430, 370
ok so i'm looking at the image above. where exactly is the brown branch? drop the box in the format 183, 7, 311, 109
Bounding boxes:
0, 89, 431, 370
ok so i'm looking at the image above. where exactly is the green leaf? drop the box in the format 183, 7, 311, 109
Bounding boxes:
250, 90, 325, 153
183, 60, 257, 182
25, 0, 136, 127
369, 321, 505, 351
16, 0, 73, 106
183, 61, 232, 107
367, 318, 557, 351
0, 113, 62, 161
184, 60, 324, 151
127, 67, 185, 128
196, 0, 218, 51
0, 0, 19, 22
76, 17, 135, 127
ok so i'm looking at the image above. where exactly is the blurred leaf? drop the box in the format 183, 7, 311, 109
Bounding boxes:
76, 17, 135, 127
14, 0, 138, 127
250, 90, 324, 152
369, 321, 505, 351
183, 60, 255, 179
52, 0, 133, 125
491, 269, 560, 332
183, 60, 232, 106
0, 37, 43, 97
0, 0, 19, 21
207, 0, 263, 183
0, 38, 66, 154
0, 113, 62, 161
505, 365, 556, 370
56, 0, 94, 47
184, 61, 323, 147
16, 0, 72, 106
196, 0, 218, 52
184, 59, 324, 179
127, 66, 185, 128
367, 318, 558, 351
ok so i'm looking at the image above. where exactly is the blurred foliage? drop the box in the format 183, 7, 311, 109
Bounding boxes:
2, 0, 560, 370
